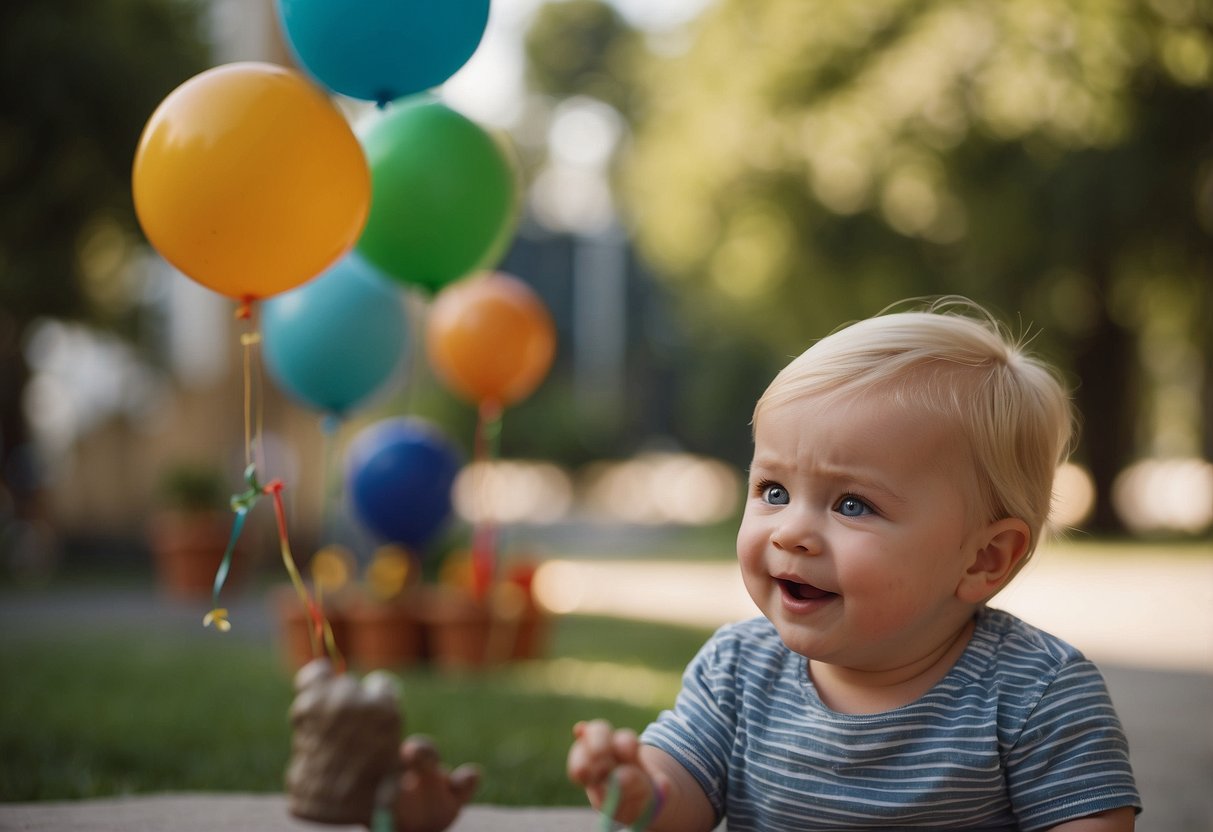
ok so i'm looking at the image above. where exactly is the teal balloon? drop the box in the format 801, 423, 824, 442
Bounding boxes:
261, 253, 408, 415
275, 0, 490, 104
356, 99, 519, 293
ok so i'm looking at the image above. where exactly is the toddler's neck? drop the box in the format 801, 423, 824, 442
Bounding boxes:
809, 616, 977, 715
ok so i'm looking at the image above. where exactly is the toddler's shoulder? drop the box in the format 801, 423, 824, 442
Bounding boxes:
974, 607, 1088, 670
690, 617, 792, 680
965, 608, 1112, 717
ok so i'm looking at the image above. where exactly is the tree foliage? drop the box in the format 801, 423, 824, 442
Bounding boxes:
523, 0, 644, 118
0, 0, 210, 508
542, 0, 1213, 531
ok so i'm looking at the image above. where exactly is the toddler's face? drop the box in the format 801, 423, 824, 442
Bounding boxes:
737, 392, 986, 673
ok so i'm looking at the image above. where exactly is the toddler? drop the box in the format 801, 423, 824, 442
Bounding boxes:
568, 299, 1140, 830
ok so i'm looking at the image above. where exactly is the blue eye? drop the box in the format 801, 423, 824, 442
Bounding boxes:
761, 482, 789, 505
836, 495, 872, 517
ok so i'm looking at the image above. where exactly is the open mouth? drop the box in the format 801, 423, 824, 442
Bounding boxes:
777, 578, 837, 603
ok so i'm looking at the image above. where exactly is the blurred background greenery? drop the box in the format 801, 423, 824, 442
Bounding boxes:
0, 614, 711, 804
1, 0, 1210, 578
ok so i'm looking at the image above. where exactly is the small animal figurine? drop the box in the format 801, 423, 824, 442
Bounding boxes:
286, 658, 480, 832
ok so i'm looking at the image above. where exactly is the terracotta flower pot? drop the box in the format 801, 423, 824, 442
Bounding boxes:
417, 588, 492, 669
147, 510, 240, 600
418, 586, 552, 669
343, 595, 425, 671
511, 602, 551, 661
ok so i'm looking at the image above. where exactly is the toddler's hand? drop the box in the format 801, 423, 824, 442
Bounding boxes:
567, 719, 662, 826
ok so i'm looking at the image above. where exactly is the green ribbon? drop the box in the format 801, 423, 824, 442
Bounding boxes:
203, 464, 261, 631
598, 772, 662, 831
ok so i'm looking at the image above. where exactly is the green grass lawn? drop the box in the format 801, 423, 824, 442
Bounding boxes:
0, 614, 713, 805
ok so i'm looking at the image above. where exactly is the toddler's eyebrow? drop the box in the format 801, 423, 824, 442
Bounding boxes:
819, 466, 909, 505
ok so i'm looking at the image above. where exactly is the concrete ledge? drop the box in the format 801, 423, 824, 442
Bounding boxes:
0, 794, 601, 832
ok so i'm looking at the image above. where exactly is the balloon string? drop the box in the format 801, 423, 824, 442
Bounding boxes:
253, 330, 266, 469
205, 305, 262, 633
396, 289, 423, 416
203, 305, 343, 670
265, 478, 345, 673
598, 775, 621, 832
471, 401, 503, 601
598, 774, 664, 832
236, 303, 255, 466
319, 414, 341, 544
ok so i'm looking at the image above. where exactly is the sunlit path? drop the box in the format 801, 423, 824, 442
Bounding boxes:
534, 542, 1213, 673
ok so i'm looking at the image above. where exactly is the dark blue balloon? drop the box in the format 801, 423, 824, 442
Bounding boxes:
275, 0, 491, 104
345, 418, 462, 551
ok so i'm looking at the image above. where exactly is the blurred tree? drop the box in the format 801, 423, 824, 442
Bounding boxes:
0, 0, 209, 517
524, 0, 644, 119
529, 0, 1213, 533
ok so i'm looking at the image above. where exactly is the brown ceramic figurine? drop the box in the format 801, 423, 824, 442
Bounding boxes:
286, 658, 480, 832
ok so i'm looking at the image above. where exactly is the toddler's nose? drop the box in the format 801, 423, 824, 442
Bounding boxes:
771, 509, 822, 555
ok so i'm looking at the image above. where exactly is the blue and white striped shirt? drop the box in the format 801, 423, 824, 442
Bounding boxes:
641, 608, 1140, 830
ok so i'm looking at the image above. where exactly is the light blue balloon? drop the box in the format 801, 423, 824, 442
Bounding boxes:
275, 0, 491, 104
261, 253, 408, 415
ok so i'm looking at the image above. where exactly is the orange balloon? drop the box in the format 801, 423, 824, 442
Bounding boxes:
426, 272, 556, 408
132, 62, 370, 301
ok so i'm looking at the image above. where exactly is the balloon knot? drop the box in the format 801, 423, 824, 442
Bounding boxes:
479, 400, 504, 424
320, 414, 342, 435
234, 299, 254, 320
229, 463, 264, 513
264, 479, 285, 495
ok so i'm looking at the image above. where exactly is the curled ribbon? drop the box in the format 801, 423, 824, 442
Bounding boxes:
203, 463, 344, 673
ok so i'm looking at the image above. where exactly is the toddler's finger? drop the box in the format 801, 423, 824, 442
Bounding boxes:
611, 727, 639, 763
567, 738, 607, 785
400, 735, 441, 772
578, 719, 615, 753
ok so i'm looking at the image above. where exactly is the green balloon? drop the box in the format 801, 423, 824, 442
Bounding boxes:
356, 99, 518, 293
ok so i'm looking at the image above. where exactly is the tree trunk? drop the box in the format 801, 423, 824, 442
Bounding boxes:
1201, 266, 1213, 465
0, 313, 34, 516
1070, 306, 1138, 535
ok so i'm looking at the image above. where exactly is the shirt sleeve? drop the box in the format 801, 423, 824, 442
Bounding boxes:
1004, 658, 1142, 830
640, 627, 740, 819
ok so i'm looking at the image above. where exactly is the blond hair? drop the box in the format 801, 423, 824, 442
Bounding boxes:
753, 298, 1074, 556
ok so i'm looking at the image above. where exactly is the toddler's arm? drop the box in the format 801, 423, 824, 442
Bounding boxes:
567, 719, 716, 832
1047, 806, 1135, 830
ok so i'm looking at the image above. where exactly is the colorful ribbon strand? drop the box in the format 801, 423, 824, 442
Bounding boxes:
201, 304, 344, 672
598, 773, 663, 831
470, 400, 503, 601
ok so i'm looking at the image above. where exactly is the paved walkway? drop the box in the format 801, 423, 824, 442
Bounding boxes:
0, 795, 603, 831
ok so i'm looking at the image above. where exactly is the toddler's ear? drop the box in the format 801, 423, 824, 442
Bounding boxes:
956, 518, 1031, 604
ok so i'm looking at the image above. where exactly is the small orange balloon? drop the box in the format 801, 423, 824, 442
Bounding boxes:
132, 62, 370, 301
425, 272, 556, 408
